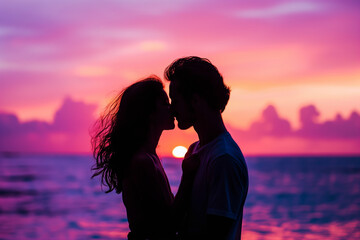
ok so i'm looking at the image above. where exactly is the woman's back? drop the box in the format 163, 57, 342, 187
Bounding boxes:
122, 153, 175, 239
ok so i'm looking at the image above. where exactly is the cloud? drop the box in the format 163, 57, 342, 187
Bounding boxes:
0, 113, 21, 135
297, 105, 360, 139
52, 97, 97, 133
0, 97, 97, 153
248, 105, 292, 137
227, 104, 360, 155
238, 104, 360, 140
0, 99, 359, 155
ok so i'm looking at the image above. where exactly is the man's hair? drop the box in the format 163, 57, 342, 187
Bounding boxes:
164, 56, 230, 113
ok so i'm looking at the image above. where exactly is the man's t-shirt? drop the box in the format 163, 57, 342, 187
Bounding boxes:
184, 131, 249, 240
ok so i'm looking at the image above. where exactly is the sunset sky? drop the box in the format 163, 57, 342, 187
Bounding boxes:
0, 0, 359, 155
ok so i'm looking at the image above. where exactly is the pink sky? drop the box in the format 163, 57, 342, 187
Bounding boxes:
0, 0, 359, 155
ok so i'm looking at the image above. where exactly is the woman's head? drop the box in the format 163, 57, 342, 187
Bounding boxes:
91, 76, 173, 193
116, 76, 173, 134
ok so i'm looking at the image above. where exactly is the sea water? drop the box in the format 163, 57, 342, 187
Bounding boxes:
0, 154, 359, 239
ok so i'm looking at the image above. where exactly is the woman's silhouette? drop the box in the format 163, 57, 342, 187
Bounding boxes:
91, 76, 197, 240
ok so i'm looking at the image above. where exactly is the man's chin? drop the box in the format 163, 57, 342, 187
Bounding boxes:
164, 122, 175, 130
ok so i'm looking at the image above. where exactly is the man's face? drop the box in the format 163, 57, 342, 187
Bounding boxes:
169, 81, 194, 130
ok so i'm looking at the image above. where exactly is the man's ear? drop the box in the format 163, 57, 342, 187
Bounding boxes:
192, 93, 208, 110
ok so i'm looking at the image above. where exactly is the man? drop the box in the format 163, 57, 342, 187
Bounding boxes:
165, 56, 249, 240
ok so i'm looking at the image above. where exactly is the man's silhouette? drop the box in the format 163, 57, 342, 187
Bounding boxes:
165, 56, 249, 240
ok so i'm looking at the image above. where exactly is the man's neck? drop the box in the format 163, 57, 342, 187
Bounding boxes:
194, 113, 227, 147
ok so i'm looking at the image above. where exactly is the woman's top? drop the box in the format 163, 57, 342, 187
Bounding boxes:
122, 152, 176, 240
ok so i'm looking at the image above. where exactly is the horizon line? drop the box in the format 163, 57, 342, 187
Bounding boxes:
1, 151, 359, 159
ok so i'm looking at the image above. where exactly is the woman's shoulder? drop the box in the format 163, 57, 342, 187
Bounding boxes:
131, 152, 156, 171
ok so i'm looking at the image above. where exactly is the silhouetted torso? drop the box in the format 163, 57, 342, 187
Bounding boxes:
122, 153, 175, 240
184, 132, 248, 240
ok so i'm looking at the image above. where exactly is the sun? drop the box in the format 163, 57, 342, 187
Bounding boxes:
172, 146, 188, 158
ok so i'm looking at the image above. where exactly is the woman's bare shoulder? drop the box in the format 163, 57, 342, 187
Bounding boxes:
131, 152, 155, 171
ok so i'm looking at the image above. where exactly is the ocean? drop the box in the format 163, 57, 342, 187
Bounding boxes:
0, 154, 359, 239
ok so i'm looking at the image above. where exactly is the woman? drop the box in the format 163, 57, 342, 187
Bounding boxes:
91, 76, 197, 240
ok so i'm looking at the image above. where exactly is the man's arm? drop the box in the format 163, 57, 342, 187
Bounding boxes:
206, 214, 234, 240
205, 154, 248, 239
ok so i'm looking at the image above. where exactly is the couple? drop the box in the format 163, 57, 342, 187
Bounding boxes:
92, 56, 249, 240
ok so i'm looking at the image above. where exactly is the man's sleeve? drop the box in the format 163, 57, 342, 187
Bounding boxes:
206, 154, 248, 219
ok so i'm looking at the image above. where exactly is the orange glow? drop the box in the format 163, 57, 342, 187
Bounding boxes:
74, 66, 110, 77
138, 41, 167, 52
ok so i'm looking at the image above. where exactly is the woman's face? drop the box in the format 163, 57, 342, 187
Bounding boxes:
152, 90, 175, 131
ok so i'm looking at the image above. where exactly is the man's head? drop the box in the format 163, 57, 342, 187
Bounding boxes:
165, 56, 230, 129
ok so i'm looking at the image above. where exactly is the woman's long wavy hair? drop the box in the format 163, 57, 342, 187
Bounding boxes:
91, 76, 165, 194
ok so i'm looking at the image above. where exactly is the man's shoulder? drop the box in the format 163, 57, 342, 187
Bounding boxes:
188, 141, 200, 154
208, 133, 244, 162
208, 153, 246, 173
206, 133, 247, 177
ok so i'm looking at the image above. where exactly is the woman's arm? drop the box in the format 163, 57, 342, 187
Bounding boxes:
129, 154, 175, 236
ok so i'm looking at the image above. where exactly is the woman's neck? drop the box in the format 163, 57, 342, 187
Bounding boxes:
138, 128, 162, 155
